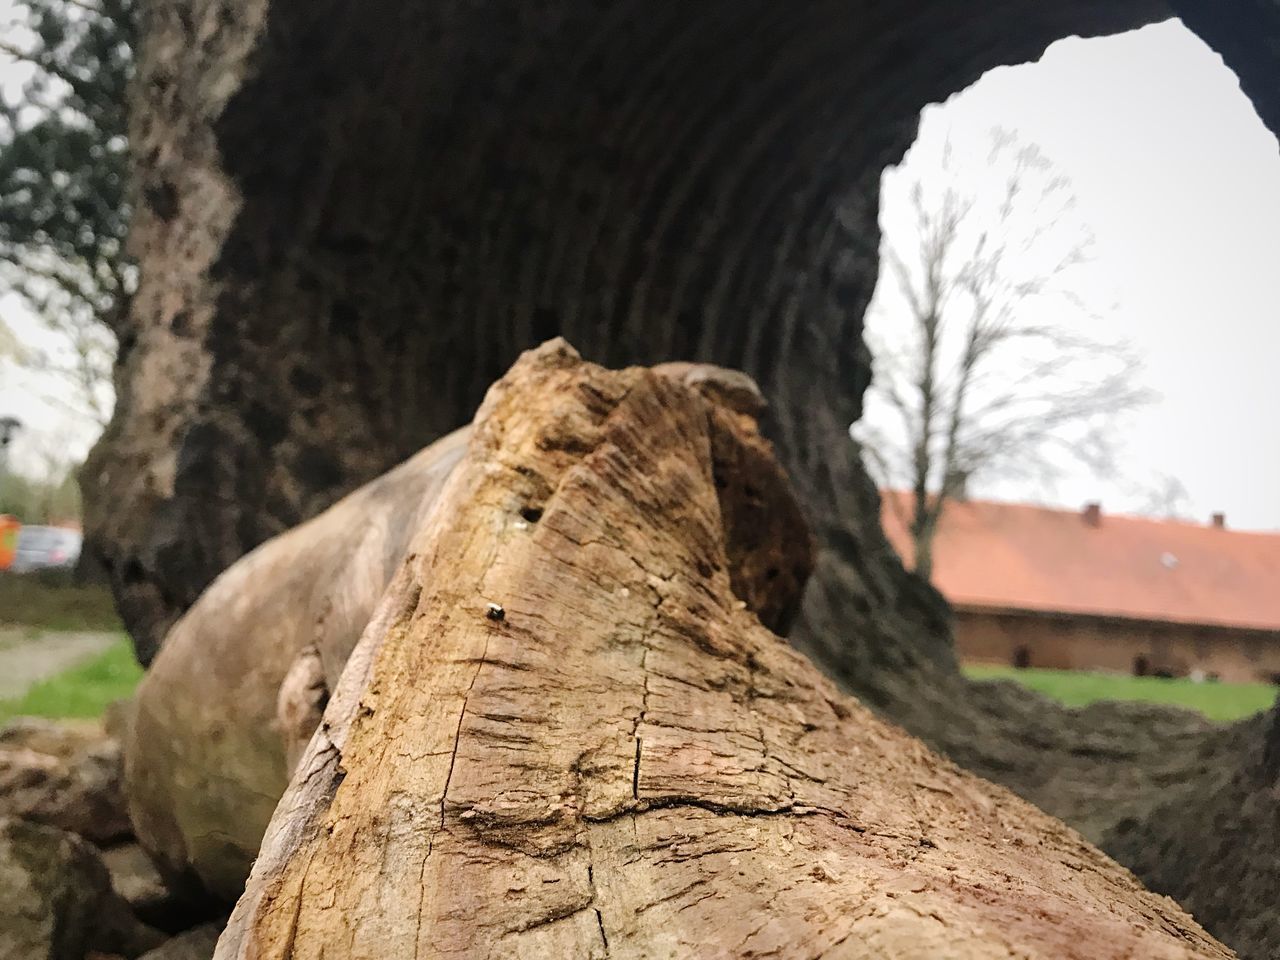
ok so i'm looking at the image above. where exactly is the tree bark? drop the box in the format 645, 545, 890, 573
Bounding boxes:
213, 341, 1227, 960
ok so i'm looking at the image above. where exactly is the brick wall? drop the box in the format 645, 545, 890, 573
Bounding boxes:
956, 609, 1280, 684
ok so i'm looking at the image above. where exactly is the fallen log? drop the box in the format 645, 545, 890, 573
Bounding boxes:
216, 341, 1228, 959
124, 429, 469, 898
125, 349, 805, 904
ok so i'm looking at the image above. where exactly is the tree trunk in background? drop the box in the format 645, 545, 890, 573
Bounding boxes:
85, 0, 1280, 955
216, 341, 1229, 960
83, 0, 1177, 665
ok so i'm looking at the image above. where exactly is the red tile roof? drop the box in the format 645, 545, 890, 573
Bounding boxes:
880, 491, 1280, 632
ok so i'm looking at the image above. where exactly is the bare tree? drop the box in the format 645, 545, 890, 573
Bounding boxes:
1134, 474, 1192, 521
0, 0, 135, 427
0, 318, 22, 360
2, 269, 118, 426
857, 130, 1150, 581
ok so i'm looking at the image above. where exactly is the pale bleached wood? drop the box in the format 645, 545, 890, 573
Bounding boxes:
124, 429, 469, 899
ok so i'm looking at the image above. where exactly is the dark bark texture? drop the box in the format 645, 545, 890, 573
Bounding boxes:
85, 0, 1280, 955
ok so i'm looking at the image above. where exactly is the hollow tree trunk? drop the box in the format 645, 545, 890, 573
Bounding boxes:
85, 0, 1176, 664
217, 341, 1228, 960
87, 0, 1280, 954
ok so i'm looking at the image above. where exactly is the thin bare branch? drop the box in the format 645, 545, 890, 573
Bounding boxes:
862, 130, 1149, 580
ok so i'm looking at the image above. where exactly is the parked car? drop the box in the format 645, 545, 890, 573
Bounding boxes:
10, 525, 83, 573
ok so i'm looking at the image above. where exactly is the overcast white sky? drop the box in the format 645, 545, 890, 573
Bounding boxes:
3, 16, 1279, 529
870, 18, 1280, 531
0, 0, 104, 475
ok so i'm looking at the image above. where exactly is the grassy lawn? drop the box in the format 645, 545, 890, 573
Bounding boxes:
0, 638, 142, 724
2, 572, 1275, 726
0, 572, 122, 632
965, 664, 1278, 722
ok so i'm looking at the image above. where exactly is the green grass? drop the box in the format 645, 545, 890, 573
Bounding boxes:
0, 638, 142, 723
965, 664, 1278, 722
0, 572, 122, 632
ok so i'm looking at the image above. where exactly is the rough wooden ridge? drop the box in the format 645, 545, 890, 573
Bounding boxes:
216, 341, 1230, 960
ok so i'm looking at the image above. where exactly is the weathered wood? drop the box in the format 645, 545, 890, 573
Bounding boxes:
124, 430, 468, 899
217, 342, 1229, 960
124, 351, 804, 905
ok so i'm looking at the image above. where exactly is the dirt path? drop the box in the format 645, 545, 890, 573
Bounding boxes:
0, 629, 117, 701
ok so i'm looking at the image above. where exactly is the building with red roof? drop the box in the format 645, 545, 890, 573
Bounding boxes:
880, 491, 1280, 683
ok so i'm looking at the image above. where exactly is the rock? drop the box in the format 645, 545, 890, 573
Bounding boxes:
137, 922, 222, 960
101, 843, 175, 927
0, 718, 130, 844
0, 817, 163, 960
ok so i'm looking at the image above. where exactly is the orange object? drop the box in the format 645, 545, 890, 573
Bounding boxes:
0, 515, 19, 572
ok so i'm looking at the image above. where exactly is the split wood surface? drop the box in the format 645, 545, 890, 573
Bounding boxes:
210, 341, 1229, 960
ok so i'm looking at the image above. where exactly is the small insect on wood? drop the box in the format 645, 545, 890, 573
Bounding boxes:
485, 602, 505, 622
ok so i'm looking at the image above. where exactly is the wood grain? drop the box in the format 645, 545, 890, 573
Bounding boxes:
217, 341, 1230, 960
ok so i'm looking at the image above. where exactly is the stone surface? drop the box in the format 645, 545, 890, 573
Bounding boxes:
102, 843, 173, 924
217, 343, 1228, 960
138, 922, 223, 960
0, 718, 131, 845
0, 817, 162, 960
